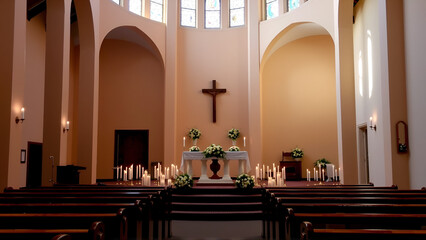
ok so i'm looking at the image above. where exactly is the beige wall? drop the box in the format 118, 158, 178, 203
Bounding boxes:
404, 0, 426, 189
261, 35, 338, 177
97, 39, 164, 179
175, 27, 249, 177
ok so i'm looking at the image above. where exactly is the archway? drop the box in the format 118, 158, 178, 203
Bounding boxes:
260, 22, 338, 179
97, 26, 165, 180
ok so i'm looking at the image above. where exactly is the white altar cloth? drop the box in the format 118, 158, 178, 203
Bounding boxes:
180, 151, 251, 183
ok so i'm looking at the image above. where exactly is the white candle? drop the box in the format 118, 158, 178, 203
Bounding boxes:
255, 166, 259, 179
183, 137, 186, 147
335, 169, 338, 181
283, 167, 286, 180
322, 169, 325, 181
243, 137, 246, 147
21, 107, 25, 119
263, 165, 265, 179
66, 121, 70, 131
319, 165, 322, 181
154, 166, 157, 179
306, 169, 309, 181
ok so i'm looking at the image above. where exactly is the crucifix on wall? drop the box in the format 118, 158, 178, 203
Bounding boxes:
202, 80, 227, 123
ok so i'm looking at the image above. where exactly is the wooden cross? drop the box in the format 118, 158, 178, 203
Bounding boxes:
202, 80, 227, 123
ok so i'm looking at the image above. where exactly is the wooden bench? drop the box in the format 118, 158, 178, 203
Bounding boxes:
300, 221, 426, 240
0, 191, 165, 240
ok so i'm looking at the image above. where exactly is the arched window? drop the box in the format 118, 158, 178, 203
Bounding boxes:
205, 0, 221, 29
181, 0, 197, 27
150, 0, 164, 22
129, 0, 142, 15
265, 0, 278, 20
229, 0, 244, 27
288, 0, 300, 11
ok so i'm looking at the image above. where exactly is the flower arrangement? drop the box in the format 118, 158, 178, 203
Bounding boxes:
314, 158, 331, 168
228, 128, 240, 140
291, 147, 304, 159
188, 128, 201, 140
189, 146, 200, 152
228, 146, 240, 151
174, 173, 193, 189
203, 144, 226, 159
235, 173, 255, 189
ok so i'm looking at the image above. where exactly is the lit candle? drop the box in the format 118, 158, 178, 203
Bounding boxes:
322, 169, 325, 181
183, 137, 186, 147
306, 169, 309, 181
255, 166, 259, 179
283, 167, 286, 180
21, 107, 25, 119
65, 121, 70, 131
243, 137, 246, 147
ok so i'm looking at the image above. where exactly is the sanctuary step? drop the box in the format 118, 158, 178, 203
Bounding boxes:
169, 187, 264, 221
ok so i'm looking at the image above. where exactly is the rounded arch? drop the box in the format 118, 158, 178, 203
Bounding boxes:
259, 21, 338, 174
101, 26, 164, 69
261, 22, 332, 69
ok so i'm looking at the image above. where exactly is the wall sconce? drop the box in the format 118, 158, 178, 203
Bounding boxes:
369, 116, 377, 131
15, 107, 25, 124
63, 121, 70, 133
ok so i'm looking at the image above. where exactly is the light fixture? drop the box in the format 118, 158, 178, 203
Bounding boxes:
63, 121, 70, 133
15, 107, 25, 124
369, 116, 377, 131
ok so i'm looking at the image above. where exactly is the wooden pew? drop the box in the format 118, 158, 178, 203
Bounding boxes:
0, 191, 164, 240
300, 221, 426, 240
0, 220, 104, 240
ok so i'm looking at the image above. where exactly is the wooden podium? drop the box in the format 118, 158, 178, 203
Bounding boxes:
280, 160, 302, 181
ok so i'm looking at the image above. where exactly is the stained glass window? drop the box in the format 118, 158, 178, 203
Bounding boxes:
129, 0, 142, 15
112, 0, 120, 5
230, 0, 244, 27
288, 0, 300, 11
205, 0, 221, 29
150, 0, 164, 22
266, 0, 278, 20
181, 0, 196, 27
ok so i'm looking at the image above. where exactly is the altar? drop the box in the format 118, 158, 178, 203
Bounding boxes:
180, 151, 251, 183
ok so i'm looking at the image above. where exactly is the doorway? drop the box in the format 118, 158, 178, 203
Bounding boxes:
357, 125, 370, 184
26, 142, 42, 187
114, 130, 149, 179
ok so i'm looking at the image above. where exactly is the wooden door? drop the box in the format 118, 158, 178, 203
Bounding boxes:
26, 142, 42, 187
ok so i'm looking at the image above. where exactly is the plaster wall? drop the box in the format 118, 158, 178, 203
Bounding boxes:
261, 35, 338, 176
404, 0, 426, 189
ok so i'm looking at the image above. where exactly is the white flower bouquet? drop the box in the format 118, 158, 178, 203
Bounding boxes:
188, 128, 201, 140
235, 173, 255, 189
291, 147, 304, 159
203, 144, 226, 159
228, 128, 240, 140
189, 146, 200, 152
174, 173, 193, 189
228, 146, 240, 151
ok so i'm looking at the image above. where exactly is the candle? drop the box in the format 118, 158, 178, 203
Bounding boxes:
66, 121, 70, 131
335, 169, 338, 181
306, 169, 309, 181
322, 169, 325, 181
183, 137, 186, 147
283, 167, 286, 180
319, 165, 322, 181
21, 107, 25, 119
255, 166, 259, 179
263, 165, 265, 179
243, 137, 246, 147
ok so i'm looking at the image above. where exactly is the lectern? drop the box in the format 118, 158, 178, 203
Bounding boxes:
57, 165, 86, 184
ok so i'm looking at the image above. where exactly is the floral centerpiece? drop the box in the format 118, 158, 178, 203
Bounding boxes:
228, 128, 240, 140
174, 173, 193, 189
189, 146, 200, 152
203, 144, 226, 159
314, 158, 331, 168
228, 146, 240, 151
235, 173, 255, 189
188, 128, 201, 145
291, 147, 304, 159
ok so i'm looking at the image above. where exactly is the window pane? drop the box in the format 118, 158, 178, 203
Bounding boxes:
150, 2, 163, 22
181, 8, 196, 27
129, 0, 142, 15
288, 0, 300, 11
266, 0, 278, 19
206, 0, 220, 11
112, 0, 120, 5
205, 11, 220, 28
182, 0, 196, 9
230, 8, 244, 27
230, 0, 244, 9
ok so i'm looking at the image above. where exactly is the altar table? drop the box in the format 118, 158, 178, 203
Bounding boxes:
180, 151, 251, 183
